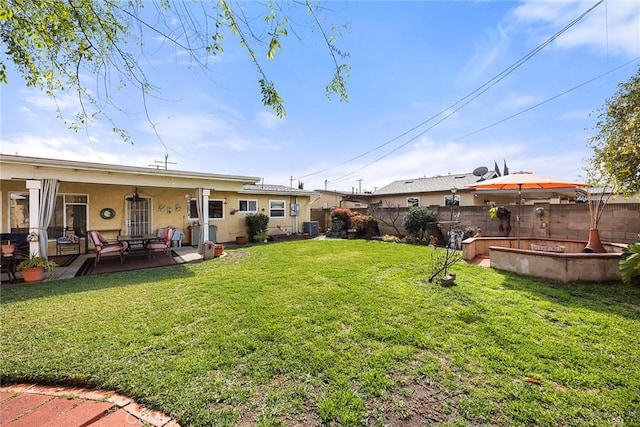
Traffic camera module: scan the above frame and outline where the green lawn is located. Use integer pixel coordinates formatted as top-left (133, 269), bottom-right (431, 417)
top-left (1, 240), bottom-right (639, 426)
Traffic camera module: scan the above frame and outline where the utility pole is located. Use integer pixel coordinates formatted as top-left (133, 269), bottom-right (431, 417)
top-left (324, 179), bottom-right (328, 191)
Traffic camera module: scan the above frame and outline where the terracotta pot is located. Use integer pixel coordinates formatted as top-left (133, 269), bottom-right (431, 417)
top-left (214, 244), bottom-right (224, 257)
top-left (584, 228), bottom-right (606, 253)
top-left (22, 267), bottom-right (45, 283)
top-left (235, 236), bottom-right (247, 245)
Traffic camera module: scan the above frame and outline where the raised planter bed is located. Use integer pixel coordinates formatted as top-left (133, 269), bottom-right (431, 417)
top-left (530, 244), bottom-right (566, 253)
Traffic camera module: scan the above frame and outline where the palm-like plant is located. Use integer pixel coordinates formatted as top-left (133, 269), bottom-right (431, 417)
top-left (620, 235), bottom-right (640, 284)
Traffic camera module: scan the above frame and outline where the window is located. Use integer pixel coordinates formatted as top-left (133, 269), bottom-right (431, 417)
top-left (407, 197), bottom-right (419, 207)
top-left (444, 195), bottom-right (460, 207)
top-left (11, 192), bottom-right (88, 238)
top-left (9, 193), bottom-right (29, 233)
top-left (189, 199), bottom-right (225, 219)
top-left (269, 200), bottom-right (286, 218)
top-left (238, 199), bottom-right (257, 213)
top-left (58, 194), bottom-right (88, 238)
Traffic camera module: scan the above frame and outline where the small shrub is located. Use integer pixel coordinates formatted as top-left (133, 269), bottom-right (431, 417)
top-left (350, 212), bottom-right (370, 238)
top-left (253, 231), bottom-right (268, 243)
top-left (330, 208), bottom-right (352, 226)
top-left (403, 206), bottom-right (437, 243)
top-left (330, 208), bottom-right (376, 238)
top-left (245, 213), bottom-right (269, 240)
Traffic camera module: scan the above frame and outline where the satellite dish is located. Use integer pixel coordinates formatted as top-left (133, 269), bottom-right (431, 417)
top-left (481, 171), bottom-right (497, 181)
top-left (473, 166), bottom-right (488, 177)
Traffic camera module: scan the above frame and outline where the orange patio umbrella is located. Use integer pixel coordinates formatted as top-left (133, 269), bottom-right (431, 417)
top-left (467, 172), bottom-right (587, 248)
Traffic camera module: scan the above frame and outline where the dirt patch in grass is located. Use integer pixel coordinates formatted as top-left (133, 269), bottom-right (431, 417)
top-left (368, 378), bottom-right (471, 426)
top-left (223, 250), bottom-right (250, 262)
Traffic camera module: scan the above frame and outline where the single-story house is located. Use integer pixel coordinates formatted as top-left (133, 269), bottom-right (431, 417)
top-left (369, 173), bottom-right (482, 207)
top-left (340, 172), bottom-right (595, 209)
top-left (0, 154), bottom-right (314, 257)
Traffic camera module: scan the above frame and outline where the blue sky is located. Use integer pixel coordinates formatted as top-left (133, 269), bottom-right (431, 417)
top-left (1, 0), bottom-right (639, 192)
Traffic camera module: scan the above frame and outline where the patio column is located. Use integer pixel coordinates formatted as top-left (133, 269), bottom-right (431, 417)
top-left (26, 180), bottom-right (41, 257)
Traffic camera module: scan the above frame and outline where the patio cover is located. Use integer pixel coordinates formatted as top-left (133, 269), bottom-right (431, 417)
top-left (467, 172), bottom-right (587, 248)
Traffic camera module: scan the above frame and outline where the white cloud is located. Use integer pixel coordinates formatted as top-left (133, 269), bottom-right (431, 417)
top-left (144, 111), bottom-right (284, 153)
top-left (500, 93), bottom-right (541, 109)
top-left (460, 24), bottom-right (511, 81)
top-left (23, 90), bottom-right (80, 113)
top-left (291, 137), bottom-right (526, 191)
top-left (254, 111), bottom-right (283, 130)
top-left (1, 134), bottom-right (119, 164)
top-left (513, 0), bottom-right (640, 58)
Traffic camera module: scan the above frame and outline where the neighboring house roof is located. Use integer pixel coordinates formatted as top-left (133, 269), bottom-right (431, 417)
top-left (242, 184), bottom-right (316, 196)
top-left (312, 189), bottom-right (354, 196)
top-left (374, 172), bottom-right (487, 195)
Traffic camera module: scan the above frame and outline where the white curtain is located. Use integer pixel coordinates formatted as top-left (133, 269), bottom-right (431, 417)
top-left (38, 179), bottom-right (59, 260)
top-left (197, 188), bottom-right (205, 254)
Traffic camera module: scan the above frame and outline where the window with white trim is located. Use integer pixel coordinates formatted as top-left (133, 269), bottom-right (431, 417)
top-left (10, 192), bottom-right (88, 238)
top-left (189, 199), bottom-right (225, 219)
top-left (407, 197), bottom-right (419, 207)
top-left (238, 199), bottom-right (257, 213)
top-left (9, 192), bottom-right (29, 233)
top-left (269, 200), bottom-right (286, 218)
top-left (444, 195), bottom-right (460, 207)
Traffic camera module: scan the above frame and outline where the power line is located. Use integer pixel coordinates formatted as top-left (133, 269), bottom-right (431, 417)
top-left (311, 0), bottom-right (604, 185)
top-left (456, 57), bottom-right (640, 141)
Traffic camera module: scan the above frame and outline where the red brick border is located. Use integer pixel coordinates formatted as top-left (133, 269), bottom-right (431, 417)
top-left (0, 384), bottom-right (180, 427)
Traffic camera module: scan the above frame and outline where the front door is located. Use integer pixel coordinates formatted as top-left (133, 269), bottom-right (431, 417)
top-left (126, 198), bottom-right (152, 235)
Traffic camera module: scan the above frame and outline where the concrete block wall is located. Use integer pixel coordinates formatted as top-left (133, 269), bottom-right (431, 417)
top-left (368, 203), bottom-right (639, 245)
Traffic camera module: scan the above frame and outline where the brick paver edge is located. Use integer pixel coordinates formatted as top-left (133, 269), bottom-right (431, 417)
top-left (0, 383), bottom-right (180, 427)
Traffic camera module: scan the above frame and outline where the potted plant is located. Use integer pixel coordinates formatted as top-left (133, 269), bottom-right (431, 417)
top-left (488, 205), bottom-right (512, 237)
top-left (17, 256), bottom-right (57, 283)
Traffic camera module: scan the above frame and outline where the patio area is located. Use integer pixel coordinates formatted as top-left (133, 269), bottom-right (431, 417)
top-left (1, 246), bottom-right (203, 284)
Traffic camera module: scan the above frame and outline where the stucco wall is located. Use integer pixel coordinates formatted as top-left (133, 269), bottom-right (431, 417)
top-left (2, 180), bottom-right (311, 250)
top-left (221, 194), bottom-right (311, 243)
top-left (489, 247), bottom-right (622, 283)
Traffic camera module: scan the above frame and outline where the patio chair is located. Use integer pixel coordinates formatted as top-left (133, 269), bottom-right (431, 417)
top-left (146, 227), bottom-right (175, 260)
top-left (89, 230), bottom-right (125, 267)
top-left (56, 227), bottom-right (80, 255)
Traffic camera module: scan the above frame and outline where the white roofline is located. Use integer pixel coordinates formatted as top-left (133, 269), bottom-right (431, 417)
top-left (0, 154), bottom-right (260, 184)
top-left (241, 188), bottom-right (316, 196)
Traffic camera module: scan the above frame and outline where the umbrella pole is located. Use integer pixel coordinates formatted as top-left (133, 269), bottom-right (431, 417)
top-left (517, 184), bottom-right (522, 249)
